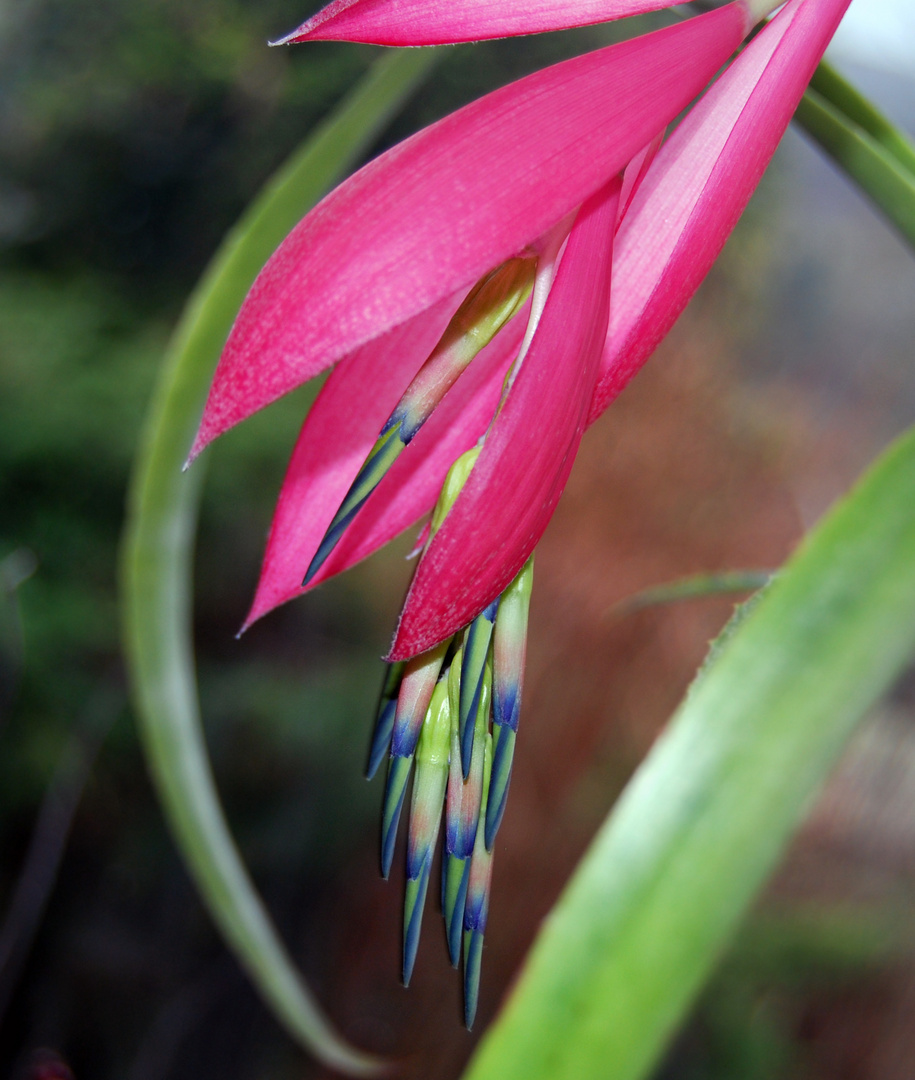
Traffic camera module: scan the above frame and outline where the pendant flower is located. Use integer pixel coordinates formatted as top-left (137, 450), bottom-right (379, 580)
top-left (190, 0), bottom-right (850, 1026)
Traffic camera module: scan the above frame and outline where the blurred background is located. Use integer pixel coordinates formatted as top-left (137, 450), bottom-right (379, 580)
top-left (0, 0), bottom-right (913, 1077)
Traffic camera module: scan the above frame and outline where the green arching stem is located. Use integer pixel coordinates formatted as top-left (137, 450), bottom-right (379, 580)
top-left (795, 88), bottom-right (915, 253)
top-left (120, 48), bottom-right (438, 1075)
top-left (808, 61), bottom-right (915, 179)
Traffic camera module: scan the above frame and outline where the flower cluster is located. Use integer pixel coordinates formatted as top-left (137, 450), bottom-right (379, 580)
top-left (190, 0), bottom-right (850, 1026)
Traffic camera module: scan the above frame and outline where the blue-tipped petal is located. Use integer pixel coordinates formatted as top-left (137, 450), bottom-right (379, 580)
top-left (381, 754), bottom-right (412, 879)
top-left (455, 663), bottom-right (490, 857)
top-left (303, 423), bottom-right (406, 585)
top-left (367, 659), bottom-right (405, 779)
top-left (462, 732), bottom-right (493, 1026)
top-left (444, 699), bottom-right (464, 859)
top-left (484, 558), bottom-right (532, 847)
top-left (484, 723), bottom-right (515, 850)
top-left (463, 927), bottom-right (485, 1029)
top-left (444, 854), bottom-right (471, 967)
top-left (459, 600), bottom-right (497, 777)
top-left (491, 557), bottom-right (532, 731)
top-left (367, 698), bottom-right (396, 781)
top-left (402, 675), bottom-right (450, 974)
top-left (403, 853), bottom-right (432, 987)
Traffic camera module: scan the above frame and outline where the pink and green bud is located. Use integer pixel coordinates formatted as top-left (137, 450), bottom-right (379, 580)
top-left (463, 732), bottom-right (494, 1029)
top-left (302, 258), bottom-right (534, 585)
top-left (457, 662), bottom-right (490, 858)
top-left (366, 660), bottom-right (405, 780)
top-left (394, 256), bottom-right (535, 441)
top-left (381, 640), bottom-right (450, 877)
top-left (444, 649), bottom-right (465, 856)
top-left (403, 674), bottom-right (451, 985)
top-left (443, 670), bottom-right (469, 966)
top-left (390, 638), bottom-right (450, 758)
top-left (485, 556), bottom-right (533, 848)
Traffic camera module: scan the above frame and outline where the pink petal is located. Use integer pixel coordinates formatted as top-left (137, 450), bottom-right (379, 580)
top-left (243, 292), bottom-right (461, 629)
top-left (389, 177), bottom-right (622, 660)
top-left (588, 0), bottom-right (852, 422)
top-left (618, 130), bottom-right (665, 221)
top-left (191, 3), bottom-right (752, 461)
top-left (276, 0), bottom-right (695, 47)
top-left (243, 296), bottom-right (525, 628)
top-left (317, 313), bottom-right (527, 583)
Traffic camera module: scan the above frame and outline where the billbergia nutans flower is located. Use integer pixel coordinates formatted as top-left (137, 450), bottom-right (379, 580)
top-left (188, 0), bottom-right (851, 1027)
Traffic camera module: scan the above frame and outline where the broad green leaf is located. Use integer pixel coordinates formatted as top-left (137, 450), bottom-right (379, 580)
top-left (462, 422), bottom-right (915, 1080)
top-left (120, 48), bottom-right (438, 1075)
top-left (795, 87), bottom-right (915, 252)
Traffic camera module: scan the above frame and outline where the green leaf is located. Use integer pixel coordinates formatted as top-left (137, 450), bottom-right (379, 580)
top-left (795, 85), bottom-right (915, 252)
top-left (119, 48), bottom-right (438, 1075)
top-left (461, 422), bottom-right (915, 1080)
top-left (809, 61), bottom-right (915, 179)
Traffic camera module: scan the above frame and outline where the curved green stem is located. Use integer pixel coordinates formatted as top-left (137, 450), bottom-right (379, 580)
top-left (120, 48), bottom-right (438, 1075)
top-left (796, 68), bottom-right (915, 252)
top-left (809, 61), bottom-right (915, 178)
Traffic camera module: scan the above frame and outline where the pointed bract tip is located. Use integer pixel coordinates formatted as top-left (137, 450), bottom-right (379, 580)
top-left (367, 699), bottom-right (397, 780)
top-left (381, 755), bottom-right (412, 878)
top-left (485, 724), bottom-right (515, 850)
top-left (443, 855), bottom-right (471, 967)
top-left (403, 857), bottom-right (432, 986)
top-left (463, 928), bottom-right (484, 1029)
top-left (459, 611), bottom-right (495, 777)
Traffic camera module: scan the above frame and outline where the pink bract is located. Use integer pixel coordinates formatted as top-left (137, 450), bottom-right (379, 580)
top-left (189, 3), bottom-right (751, 461)
top-left (590, 0), bottom-right (852, 420)
top-left (197, 0), bottom-right (851, 652)
top-left (274, 0), bottom-right (698, 47)
top-left (391, 177), bottom-right (621, 658)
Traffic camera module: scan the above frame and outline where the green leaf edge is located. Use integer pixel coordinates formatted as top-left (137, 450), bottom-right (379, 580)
top-left (796, 73), bottom-right (915, 252)
top-left (809, 61), bottom-right (915, 179)
top-left (462, 422), bottom-right (915, 1080)
top-left (119, 48), bottom-right (438, 1076)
